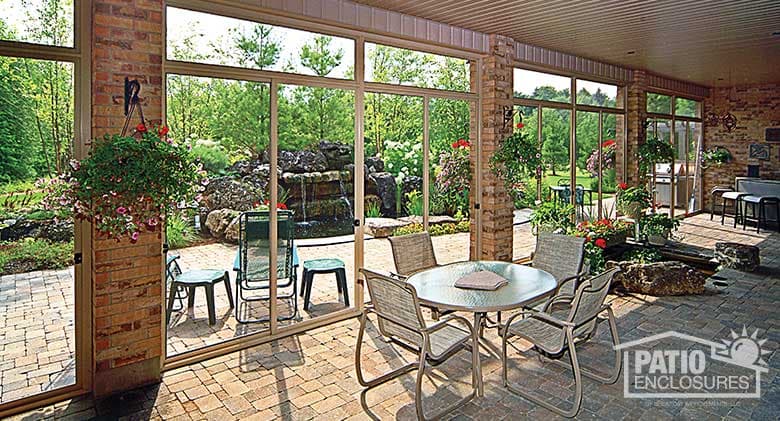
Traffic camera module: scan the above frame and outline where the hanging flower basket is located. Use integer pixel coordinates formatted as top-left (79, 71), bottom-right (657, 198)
top-left (490, 121), bottom-right (542, 192)
top-left (48, 124), bottom-right (205, 243)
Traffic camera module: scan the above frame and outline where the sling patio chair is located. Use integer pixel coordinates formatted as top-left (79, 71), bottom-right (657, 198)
top-left (528, 232), bottom-right (587, 308)
top-left (356, 268), bottom-right (477, 420)
top-left (165, 254), bottom-right (187, 312)
top-left (235, 210), bottom-right (298, 323)
top-left (387, 232), bottom-right (452, 320)
top-left (500, 267), bottom-right (622, 418)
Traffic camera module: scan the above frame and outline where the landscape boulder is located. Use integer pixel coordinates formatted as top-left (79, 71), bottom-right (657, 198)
top-left (205, 209), bottom-right (241, 242)
top-left (365, 156), bottom-right (384, 174)
top-left (278, 150), bottom-right (327, 173)
top-left (319, 140), bottom-right (352, 170)
top-left (714, 242), bottom-right (760, 272)
top-left (368, 172), bottom-right (397, 218)
top-left (607, 260), bottom-right (707, 296)
top-left (201, 177), bottom-right (258, 212)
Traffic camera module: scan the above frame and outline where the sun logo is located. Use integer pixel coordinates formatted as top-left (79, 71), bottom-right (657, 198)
top-left (716, 326), bottom-right (771, 368)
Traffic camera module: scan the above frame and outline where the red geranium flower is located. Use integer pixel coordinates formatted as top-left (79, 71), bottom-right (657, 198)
top-left (159, 126), bottom-right (169, 136)
top-left (136, 123), bottom-right (147, 133)
top-left (618, 182), bottom-right (629, 190)
top-left (278, 203), bottom-right (288, 210)
top-left (602, 139), bottom-right (616, 148)
top-left (516, 122), bottom-right (525, 129)
top-left (594, 238), bottom-right (607, 249)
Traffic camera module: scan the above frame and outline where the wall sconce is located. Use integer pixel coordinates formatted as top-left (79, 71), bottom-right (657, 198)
top-left (704, 110), bottom-right (738, 132)
top-left (502, 105), bottom-right (520, 129)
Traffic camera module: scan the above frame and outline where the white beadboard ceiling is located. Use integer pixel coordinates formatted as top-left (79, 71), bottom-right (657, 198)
top-left (352, 0), bottom-right (780, 87)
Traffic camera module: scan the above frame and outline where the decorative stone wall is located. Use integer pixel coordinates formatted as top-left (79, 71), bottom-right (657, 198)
top-left (473, 35), bottom-right (515, 261)
top-left (91, 0), bottom-right (164, 397)
top-left (702, 84), bottom-right (780, 211)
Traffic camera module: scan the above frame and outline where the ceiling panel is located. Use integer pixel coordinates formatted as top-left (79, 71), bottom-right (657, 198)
top-left (353, 0), bottom-right (780, 87)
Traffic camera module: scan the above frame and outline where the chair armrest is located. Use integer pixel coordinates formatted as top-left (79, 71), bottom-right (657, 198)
top-left (531, 311), bottom-right (575, 328)
top-left (423, 314), bottom-right (475, 336)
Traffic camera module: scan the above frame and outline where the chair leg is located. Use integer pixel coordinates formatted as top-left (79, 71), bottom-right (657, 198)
top-left (187, 286), bottom-right (196, 308)
top-left (205, 285), bottom-right (216, 326)
top-left (223, 272), bottom-right (234, 308)
top-left (166, 282), bottom-right (179, 325)
top-left (758, 202), bottom-right (765, 234)
top-left (300, 269), bottom-right (308, 297)
top-left (337, 269), bottom-right (349, 307)
top-left (504, 327), bottom-right (583, 418)
top-left (303, 271), bottom-right (314, 311)
top-left (721, 197), bottom-right (727, 225)
top-left (354, 311), bottom-right (415, 388)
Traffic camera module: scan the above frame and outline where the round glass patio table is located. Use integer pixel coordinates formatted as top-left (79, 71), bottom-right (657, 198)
top-left (407, 260), bottom-right (556, 397)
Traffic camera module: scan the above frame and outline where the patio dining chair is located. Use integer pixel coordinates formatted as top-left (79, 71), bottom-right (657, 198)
top-left (356, 268), bottom-right (476, 420)
top-left (165, 254), bottom-right (188, 312)
top-left (530, 232), bottom-right (587, 304)
top-left (500, 267), bottom-right (622, 418)
top-left (235, 210), bottom-right (298, 323)
top-left (388, 232), bottom-right (451, 319)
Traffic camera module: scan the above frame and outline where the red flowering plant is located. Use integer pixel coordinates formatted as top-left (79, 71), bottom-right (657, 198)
top-left (585, 139), bottom-right (617, 177)
top-left (434, 138), bottom-right (471, 217)
top-left (569, 217), bottom-right (634, 273)
top-left (45, 124), bottom-right (205, 243)
top-left (490, 119), bottom-right (542, 192)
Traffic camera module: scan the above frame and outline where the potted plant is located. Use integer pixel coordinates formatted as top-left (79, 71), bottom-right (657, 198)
top-left (640, 213), bottom-right (680, 246)
top-left (637, 133), bottom-right (675, 176)
top-left (529, 202), bottom-right (575, 235)
top-left (490, 121), bottom-right (543, 193)
top-left (616, 183), bottom-right (651, 220)
top-left (48, 124), bottom-right (204, 243)
top-left (702, 146), bottom-right (732, 168)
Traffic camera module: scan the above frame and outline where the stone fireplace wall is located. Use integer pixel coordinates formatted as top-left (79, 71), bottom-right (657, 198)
top-left (702, 84), bottom-right (780, 211)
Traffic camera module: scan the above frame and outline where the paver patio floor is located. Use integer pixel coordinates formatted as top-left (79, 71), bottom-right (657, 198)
top-left (5, 214), bottom-right (780, 419)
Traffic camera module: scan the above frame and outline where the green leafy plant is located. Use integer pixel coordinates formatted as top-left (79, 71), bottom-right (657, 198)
top-left (583, 240), bottom-right (606, 274)
top-left (702, 146), bottom-right (732, 168)
top-left (433, 139), bottom-right (471, 216)
top-left (616, 183), bottom-right (651, 218)
top-left (166, 212), bottom-right (198, 250)
top-left (529, 202), bottom-right (575, 233)
top-left (637, 133), bottom-right (675, 176)
top-left (490, 121), bottom-right (542, 192)
top-left (365, 201), bottom-right (382, 218)
top-left (640, 213), bottom-right (680, 237)
top-left (49, 124), bottom-right (204, 243)
top-left (621, 247), bottom-right (662, 264)
top-left (0, 238), bottom-right (73, 274)
top-left (405, 190), bottom-right (423, 217)
top-left (191, 141), bottom-right (230, 175)
top-left (392, 221), bottom-right (469, 237)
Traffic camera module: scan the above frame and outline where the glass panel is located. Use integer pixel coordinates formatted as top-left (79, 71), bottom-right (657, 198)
top-left (675, 97), bottom-right (700, 118)
top-left (167, 7), bottom-right (355, 79)
top-left (541, 108), bottom-right (572, 204)
top-left (165, 75), bottom-right (272, 356)
top-left (279, 83), bottom-right (356, 323)
top-left (688, 122), bottom-right (703, 212)
top-left (647, 92), bottom-right (672, 114)
top-left (513, 68), bottom-right (571, 103)
top-left (576, 79), bottom-right (621, 108)
top-left (363, 92), bottom-right (423, 270)
top-left (364, 43), bottom-right (470, 92)
top-left (673, 121), bottom-right (689, 215)
top-left (428, 98), bottom-right (471, 265)
top-left (512, 106), bottom-right (537, 261)
top-left (0, 0), bottom-right (74, 47)
top-left (601, 114), bottom-right (619, 219)
top-left (575, 111), bottom-right (599, 222)
top-left (1, 58), bottom-right (75, 403)
top-left (646, 119), bottom-right (673, 216)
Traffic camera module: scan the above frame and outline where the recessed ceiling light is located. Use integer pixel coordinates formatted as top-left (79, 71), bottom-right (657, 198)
top-left (627, 51), bottom-right (636, 55)
top-left (718, 78), bottom-right (725, 81)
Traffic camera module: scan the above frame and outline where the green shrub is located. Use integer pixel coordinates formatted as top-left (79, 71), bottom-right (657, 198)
top-left (166, 212), bottom-right (198, 250)
top-left (392, 221), bottom-right (469, 237)
top-left (365, 201), bottom-right (382, 218)
top-left (529, 202), bottom-right (575, 233)
top-left (622, 247), bottom-right (662, 264)
top-left (405, 190), bottom-right (423, 216)
top-left (0, 238), bottom-right (73, 274)
top-left (192, 142), bottom-right (230, 175)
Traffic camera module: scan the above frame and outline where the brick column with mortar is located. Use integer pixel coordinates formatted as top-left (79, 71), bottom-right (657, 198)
top-left (471, 35), bottom-right (515, 261)
top-left (621, 70), bottom-right (648, 186)
top-left (91, 0), bottom-right (164, 397)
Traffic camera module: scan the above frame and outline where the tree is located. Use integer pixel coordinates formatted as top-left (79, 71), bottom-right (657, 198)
top-left (0, 55), bottom-right (38, 183)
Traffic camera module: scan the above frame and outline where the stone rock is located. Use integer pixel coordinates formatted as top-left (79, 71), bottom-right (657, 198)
top-left (714, 242), bottom-right (760, 272)
top-left (319, 140), bottom-right (352, 170)
top-left (205, 209), bottom-right (241, 241)
top-left (368, 172), bottom-right (397, 218)
top-left (224, 216), bottom-right (241, 244)
top-left (365, 156), bottom-right (384, 174)
top-left (607, 260), bottom-right (707, 296)
top-left (39, 219), bottom-right (74, 243)
top-left (278, 150), bottom-right (327, 173)
top-left (365, 217), bottom-right (411, 238)
top-left (201, 177), bottom-right (258, 212)
top-left (0, 217), bottom-right (73, 243)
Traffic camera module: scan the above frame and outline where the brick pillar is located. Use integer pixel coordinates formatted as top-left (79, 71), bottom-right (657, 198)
top-left (472, 35), bottom-right (514, 261)
top-left (622, 70), bottom-right (647, 186)
top-left (91, 0), bottom-right (164, 397)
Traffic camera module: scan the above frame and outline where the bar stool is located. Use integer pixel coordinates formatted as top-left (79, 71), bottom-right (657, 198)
top-left (720, 191), bottom-right (749, 227)
top-left (741, 195), bottom-right (780, 234)
top-left (710, 186), bottom-right (733, 221)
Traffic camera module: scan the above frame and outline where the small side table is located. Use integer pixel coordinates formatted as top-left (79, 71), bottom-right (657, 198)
top-left (166, 270), bottom-right (234, 325)
top-left (301, 258), bottom-right (349, 311)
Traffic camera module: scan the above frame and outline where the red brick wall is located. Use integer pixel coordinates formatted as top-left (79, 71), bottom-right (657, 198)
top-left (702, 84), bottom-right (780, 211)
top-left (91, 0), bottom-right (164, 397)
top-left (474, 35), bottom-right (515, 261)
top-left (621, 70), bottom-right (647, 186)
